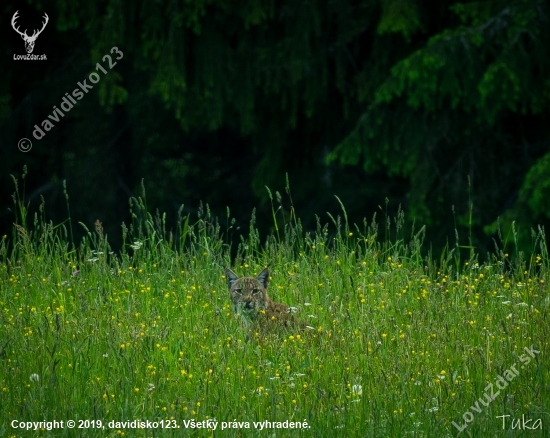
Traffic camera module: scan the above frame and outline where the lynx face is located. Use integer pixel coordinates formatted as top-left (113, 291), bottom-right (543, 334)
top-left (225, 267), bottom-right (296, 329)
top-left (225, 267), bottom-right (271, 320)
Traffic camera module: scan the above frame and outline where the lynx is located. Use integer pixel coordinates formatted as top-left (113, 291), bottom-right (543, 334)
top-left (225, 267), bottom-right (295, 327)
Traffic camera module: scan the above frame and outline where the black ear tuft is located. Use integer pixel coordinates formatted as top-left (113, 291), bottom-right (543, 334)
top-left (256, 267), bottom-right (269, 289)
top-left (225, 268), bottom-right (239, 289)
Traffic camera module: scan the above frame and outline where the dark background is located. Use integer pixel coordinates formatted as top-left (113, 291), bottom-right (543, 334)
top-left (1, 0), bottom-right (549, 256)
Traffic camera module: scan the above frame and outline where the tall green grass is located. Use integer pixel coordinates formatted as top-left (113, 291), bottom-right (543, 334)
top-left (1, 175), bottom-right (549, 437)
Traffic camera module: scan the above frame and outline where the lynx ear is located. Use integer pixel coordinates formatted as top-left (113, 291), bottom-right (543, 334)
top-left (225, 268), bottom-right (239, 290)
top-left (256, 267), bottom-right (269, 289)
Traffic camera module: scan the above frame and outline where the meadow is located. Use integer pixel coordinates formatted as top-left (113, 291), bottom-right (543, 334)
top-left (1, 178), bottom-right (549, 437)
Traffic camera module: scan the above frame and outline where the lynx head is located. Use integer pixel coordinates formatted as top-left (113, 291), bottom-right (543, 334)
top-left (225, 267), bottom-right (270, 319)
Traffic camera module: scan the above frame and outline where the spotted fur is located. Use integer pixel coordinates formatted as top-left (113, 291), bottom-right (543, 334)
top-left (225, 267), bottom-right (293, 326)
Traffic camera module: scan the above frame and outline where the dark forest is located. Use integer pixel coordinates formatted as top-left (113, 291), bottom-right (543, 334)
top-left (2, 0), bottom-right (549, 256)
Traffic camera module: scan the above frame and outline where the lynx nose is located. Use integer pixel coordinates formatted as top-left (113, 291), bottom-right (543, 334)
top-left (244, 300), bottom-right (254, 309)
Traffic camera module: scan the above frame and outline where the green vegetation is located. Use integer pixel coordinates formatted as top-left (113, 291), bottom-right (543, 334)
top-left (1, 178), bottom-right (549, 437)
top-left (4, 0), bottom-right (550, 256)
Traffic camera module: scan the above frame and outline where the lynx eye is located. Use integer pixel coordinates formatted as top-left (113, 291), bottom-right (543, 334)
top-left (233, 288), bottom-right (242, 295)
top-left (252, 288), bottom-right (261, 295)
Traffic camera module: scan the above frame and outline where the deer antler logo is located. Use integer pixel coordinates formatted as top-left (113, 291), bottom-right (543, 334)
top-left (11, 11), bottom-right (49, 54)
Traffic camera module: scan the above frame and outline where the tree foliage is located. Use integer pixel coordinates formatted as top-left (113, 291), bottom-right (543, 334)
top-left (1, 0), bottom-right (549, 254)
top-left (328, 0), bottom-right (550, 247)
